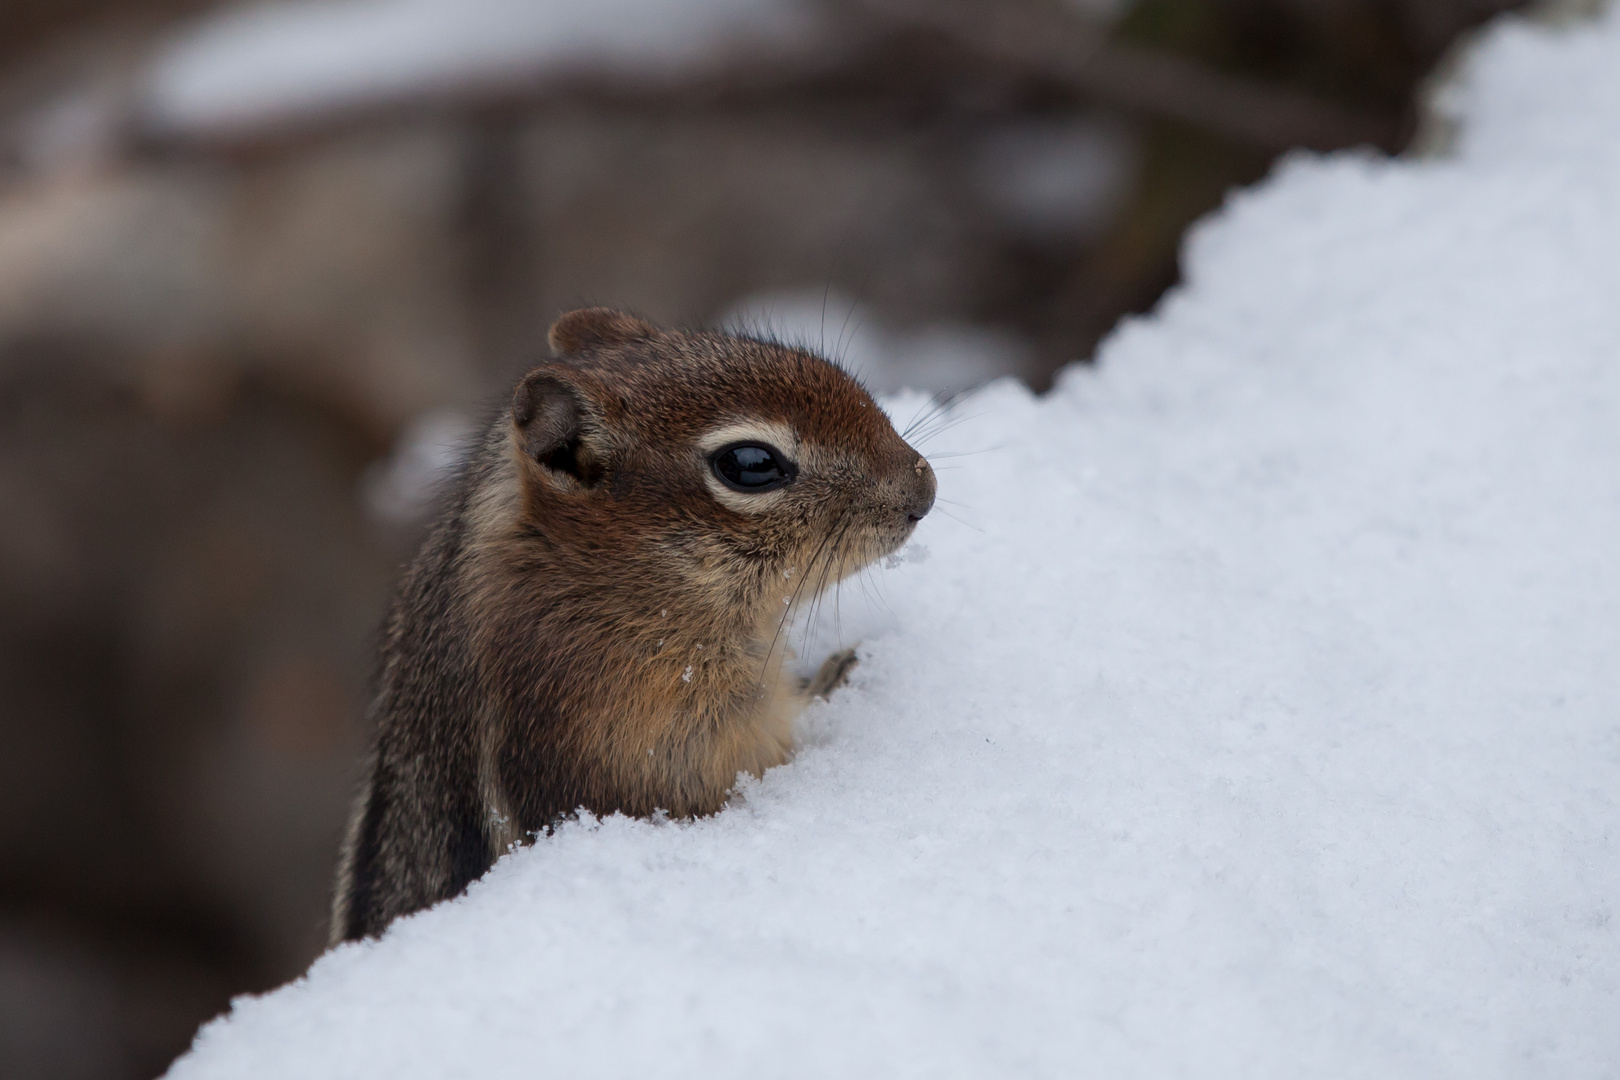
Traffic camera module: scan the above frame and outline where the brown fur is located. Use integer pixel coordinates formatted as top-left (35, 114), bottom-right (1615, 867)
top-left (331, 309), bottom-right (935, 943)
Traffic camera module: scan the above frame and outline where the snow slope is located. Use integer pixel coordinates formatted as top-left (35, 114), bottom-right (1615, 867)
top-left (168, 8), bottom-right (1620, 1078)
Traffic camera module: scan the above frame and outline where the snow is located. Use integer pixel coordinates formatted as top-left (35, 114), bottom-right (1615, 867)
top-left (168, 7), bottom-right (1620, 1078)
top-left (360, 409), bottom-right (476, 526)
top-left (138, 0), bottom-right (818, 136)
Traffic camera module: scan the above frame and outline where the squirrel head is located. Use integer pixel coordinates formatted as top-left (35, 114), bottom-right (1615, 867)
top-left (506, 307), bottom-right (935, 618)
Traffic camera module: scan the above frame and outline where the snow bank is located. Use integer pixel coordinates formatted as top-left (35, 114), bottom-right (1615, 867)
top-left (168, 8), bottom-right (1620, 1078)
top-left (138, 0), bottom-right (817, 136)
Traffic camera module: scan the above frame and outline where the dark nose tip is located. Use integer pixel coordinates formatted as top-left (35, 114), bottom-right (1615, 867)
top-left (906, 456), bottom-right (936, 523)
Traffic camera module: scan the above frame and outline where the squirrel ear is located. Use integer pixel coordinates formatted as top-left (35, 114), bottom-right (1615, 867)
top-left (548, 308), bottom-right (657, 356)
top-left (512, 371), bottom-right (603, 487)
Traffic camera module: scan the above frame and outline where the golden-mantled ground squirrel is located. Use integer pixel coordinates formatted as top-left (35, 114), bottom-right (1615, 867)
top-left (330, 309), bottom-right (936, 943)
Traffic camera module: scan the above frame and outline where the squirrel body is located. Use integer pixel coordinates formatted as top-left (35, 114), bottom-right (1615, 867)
top-left (331, 309), bottom-right (935, 943)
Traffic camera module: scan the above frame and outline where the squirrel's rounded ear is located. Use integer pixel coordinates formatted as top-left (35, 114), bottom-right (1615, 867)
top-left (512, 370), bottom-right (604, 487)
top-left (548, 308), bottom-right (657, 356)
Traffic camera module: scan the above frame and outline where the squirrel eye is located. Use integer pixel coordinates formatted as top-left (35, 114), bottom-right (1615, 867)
top-left (711, 443), bottom-right (796, 493)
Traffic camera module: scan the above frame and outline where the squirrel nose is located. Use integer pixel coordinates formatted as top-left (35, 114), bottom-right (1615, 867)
top-left (905, 456), bottom-right (936, 523)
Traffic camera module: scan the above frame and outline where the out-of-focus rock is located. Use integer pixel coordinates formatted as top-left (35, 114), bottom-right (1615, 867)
top-left (969, 116), bottom-right (1136, 243)
top-left (0, 359), bottom-right (395, 1075)
top-left (473, 110), bottom-right (1014, 372)
top-left (0, 104), bottom-right (1027, 422)
top-left (0, 126), bottom-right (485, 436)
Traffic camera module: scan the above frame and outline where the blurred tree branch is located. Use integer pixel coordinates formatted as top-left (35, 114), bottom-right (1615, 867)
top-left (852, 0), bottom-right (1400, 150)
top-left (124, 0), bottom-right (1401, 158)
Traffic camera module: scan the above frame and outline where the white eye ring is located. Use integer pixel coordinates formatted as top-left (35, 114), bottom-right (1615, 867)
top-left (697, 420), bottom-right (801, 514)
top-left (696, 420), bottom-right (800, 459)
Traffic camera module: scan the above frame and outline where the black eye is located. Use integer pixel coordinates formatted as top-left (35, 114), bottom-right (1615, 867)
top-left (711, 442), bottom-right (796, 493)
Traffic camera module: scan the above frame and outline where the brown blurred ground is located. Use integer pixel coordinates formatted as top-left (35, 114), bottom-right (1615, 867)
top-left (0, 0), bottom-right (1521, 1076)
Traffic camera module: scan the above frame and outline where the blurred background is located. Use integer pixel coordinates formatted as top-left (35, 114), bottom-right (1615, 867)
top-left (0, 0), bottom-right (1522, 1075)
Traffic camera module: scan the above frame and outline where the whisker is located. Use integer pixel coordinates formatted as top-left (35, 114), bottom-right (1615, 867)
top-left (908, 412), bottom-right (982, 448)
top-left (780, 509), bottom-right (853, 682)
top-left (819, 280), bottom-right (832, 359)
top-left (831, 578), bottom-right (844, 648)
top-left (900, 388), bottom-right (973, 441)
top-left (918, 447), bottom-right (997, 460)
top-left (930, 507), bottom-right (983, 531)
top-left (861, 563), bottom-right (897, 621)
top-left (802, 516), bottom-right (854, 656)
top-left (802, 532), bottom-right (837, 646)
top-left (761, 523), bottom-right (839, 682)
top-left (901, 402), bottom-right (948, 442)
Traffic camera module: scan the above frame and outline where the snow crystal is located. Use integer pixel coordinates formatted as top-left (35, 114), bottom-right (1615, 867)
top-left (168, 7), bottom-right (1620, 1078)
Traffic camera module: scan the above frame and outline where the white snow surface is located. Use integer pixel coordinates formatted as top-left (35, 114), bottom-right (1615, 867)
top-left (170, 10), bottom-right (1620, 1079)
top-left (139, 0), bottom-right (816, 135)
